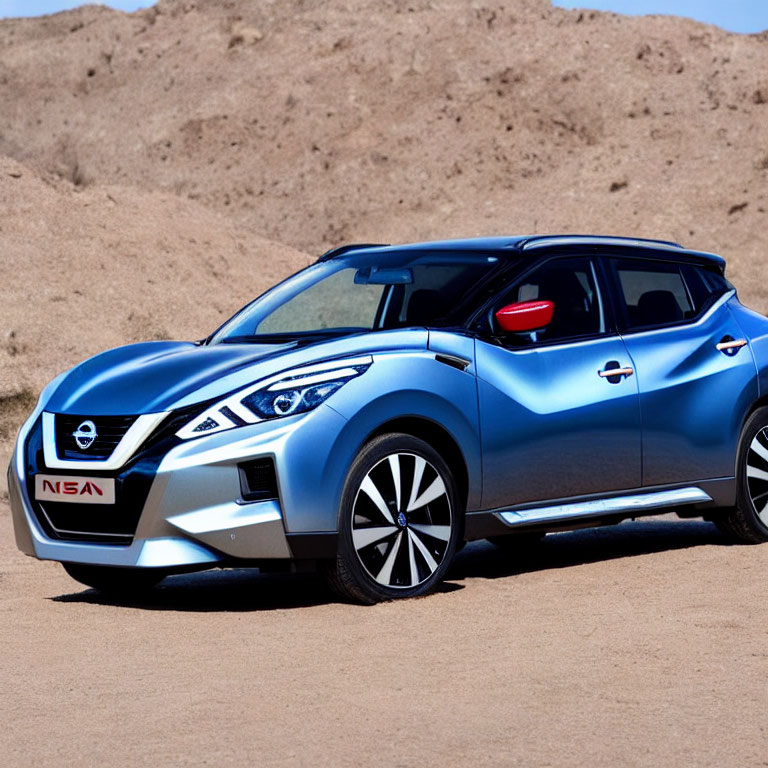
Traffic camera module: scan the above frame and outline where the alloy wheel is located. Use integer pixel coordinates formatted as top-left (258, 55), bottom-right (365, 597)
top-left (351, 452), bottom-right (453, 589)
top-left (746, 427), bottom-right (768, 525)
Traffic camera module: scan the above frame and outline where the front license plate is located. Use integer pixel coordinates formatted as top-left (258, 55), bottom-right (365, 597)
top-left (35, 474), bottom-right (116, 505)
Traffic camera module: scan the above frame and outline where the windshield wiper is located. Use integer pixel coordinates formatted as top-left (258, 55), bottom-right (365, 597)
top-left (218, 328), bottom-right (368, 344)
top-left (217, 335), bottom-right (299, 345)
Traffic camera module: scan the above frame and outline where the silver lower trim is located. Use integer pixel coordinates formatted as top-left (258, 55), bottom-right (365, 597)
top-left (167, 499), bottom-right (291, 559)
top-left (499, 487), bottom-right (712, 527)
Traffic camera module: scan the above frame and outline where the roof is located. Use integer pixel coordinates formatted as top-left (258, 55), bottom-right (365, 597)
top-left (319, 235), bottom-right (726, 271)
top-left (318, 236), bottom-right (525, 260)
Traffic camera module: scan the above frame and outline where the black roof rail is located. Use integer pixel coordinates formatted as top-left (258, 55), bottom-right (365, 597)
top-left (317, 243), bottom-right (389, 261)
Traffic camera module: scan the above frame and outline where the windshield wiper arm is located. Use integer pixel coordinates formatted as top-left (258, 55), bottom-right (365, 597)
top-left (218, 328), bottom-right (367, 344)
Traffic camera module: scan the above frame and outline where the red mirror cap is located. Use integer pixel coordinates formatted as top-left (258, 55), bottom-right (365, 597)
top-left (495, 300), bottom-right (554, 333)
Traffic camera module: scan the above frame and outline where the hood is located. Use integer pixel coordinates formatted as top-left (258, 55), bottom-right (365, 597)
top-left (45, 340), bottom-right (295, 415)
top-left (44, 330), bottom-right (429, 416)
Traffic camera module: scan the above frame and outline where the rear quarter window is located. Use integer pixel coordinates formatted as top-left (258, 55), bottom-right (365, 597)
top-left (610, 258), bottom-right (730, 332)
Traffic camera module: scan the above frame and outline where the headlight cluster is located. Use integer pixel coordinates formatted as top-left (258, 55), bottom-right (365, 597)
top-left (243, 379), bottom-right (346, 419)
top-left (176, 357), bottom-right (371, 440)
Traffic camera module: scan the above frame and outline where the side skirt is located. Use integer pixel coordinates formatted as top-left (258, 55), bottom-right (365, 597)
top-left (465, 478), bottom-right (735, 541)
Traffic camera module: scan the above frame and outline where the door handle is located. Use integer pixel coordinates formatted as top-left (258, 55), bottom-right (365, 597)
top-left (716, 337), bottom-right (747, 355)
top-left (598, 361), bottom-right (634, 382)
top-left (598, 367), bottom-right (634, 378)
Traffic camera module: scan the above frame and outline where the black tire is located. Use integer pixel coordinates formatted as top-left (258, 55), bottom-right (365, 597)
top-left (326, 433), bottom-right (462, 604)
top-left (62, 562), bottom-right (167, 593)
top-left (717, 407), bottom-right (768, 543)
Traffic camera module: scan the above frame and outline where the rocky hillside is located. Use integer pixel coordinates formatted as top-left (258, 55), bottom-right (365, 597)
top-left (0, 0), bottom-right (765, 283)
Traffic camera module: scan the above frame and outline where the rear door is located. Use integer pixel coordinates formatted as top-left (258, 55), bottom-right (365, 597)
top-left (475, 253), bottom-right (642, 510)
top-left (606, 255), bottom-right (757, 485)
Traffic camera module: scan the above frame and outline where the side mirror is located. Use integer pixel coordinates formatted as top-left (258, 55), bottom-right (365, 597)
top-left (495, 300), bottom-right (554, 333)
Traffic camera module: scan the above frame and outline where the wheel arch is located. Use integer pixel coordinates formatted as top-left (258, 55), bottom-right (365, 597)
top-left (363, 416), bottom-right (470, 514)
top-left (739, 397), bottom-right (768, 457)
top-left (743, 395), bottom-right (768, 422)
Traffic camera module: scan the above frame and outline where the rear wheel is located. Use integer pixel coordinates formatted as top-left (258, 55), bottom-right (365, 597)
top-left (62, 563), bottom-right (167, 593)
top-left (326, 433), bottom-right (462, 604)
top-left (717, 407), bottom-right (768, 543)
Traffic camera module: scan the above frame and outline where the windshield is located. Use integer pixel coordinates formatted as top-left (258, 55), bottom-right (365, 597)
top-left (210, 250), bottom-right (509, 343)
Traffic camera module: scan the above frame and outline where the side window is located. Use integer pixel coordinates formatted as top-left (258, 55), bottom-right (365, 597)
top-left (611, 258), bottom-right (730, 332)
top-left (682, 265), bottom-right (731, 315)
top-left (494, 257), bottom-right (605, 345)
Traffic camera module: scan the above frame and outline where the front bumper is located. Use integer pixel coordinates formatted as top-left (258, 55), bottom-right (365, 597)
top-left (8, 403), bottom-right (349, 569)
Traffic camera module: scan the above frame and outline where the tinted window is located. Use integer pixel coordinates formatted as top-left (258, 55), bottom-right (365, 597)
top-left (685, 265), bottom-right (731, 313)
top-left (396, 262), bottom-right (499, 326)
top-left (494, 257), bottom-right (605, 344)
top-left (257, 269), bottom-right (385, 333)
top-left (611, 258), bottom-right (730, 332)
top-left (212, 251), bottom-right (507, 343)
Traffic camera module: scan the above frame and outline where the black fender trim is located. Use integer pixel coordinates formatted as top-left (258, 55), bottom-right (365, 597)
top-left (286, 532), bottom-right (338, 559)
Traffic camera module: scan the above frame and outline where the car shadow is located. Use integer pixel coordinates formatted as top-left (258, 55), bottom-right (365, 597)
top-left (50, 518), bottom-right (728, 613)
top-left (448, 517), bottom-right (727, 582)
top-left (51, 568), bottom-right (339, 612)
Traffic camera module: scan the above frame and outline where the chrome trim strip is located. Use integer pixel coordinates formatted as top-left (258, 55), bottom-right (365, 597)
top-left (499, 487), bottom-right (712, 526)
top-left (42, 411), bottom-right (170, 471)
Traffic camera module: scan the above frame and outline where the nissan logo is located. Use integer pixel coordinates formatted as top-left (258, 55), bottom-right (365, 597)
top-left (73, 420), bottom-right (98, 450)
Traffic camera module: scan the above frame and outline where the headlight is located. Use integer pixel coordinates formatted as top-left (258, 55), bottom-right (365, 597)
top-left (176, 356), bottom-right (371, 440)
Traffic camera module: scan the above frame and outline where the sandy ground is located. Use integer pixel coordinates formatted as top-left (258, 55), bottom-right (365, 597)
top-left (2, 501), bottom-right (767, 767)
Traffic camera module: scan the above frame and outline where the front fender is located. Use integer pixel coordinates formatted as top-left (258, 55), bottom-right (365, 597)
top-left (318, 351), bottom-right (482, 523)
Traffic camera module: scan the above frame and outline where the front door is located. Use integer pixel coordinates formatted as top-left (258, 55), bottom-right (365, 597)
top-left (475, 255), bottom-right (642, 511)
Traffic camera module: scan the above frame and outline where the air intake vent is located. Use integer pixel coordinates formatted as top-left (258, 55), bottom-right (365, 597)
top-left (238, 458), bottom-right (279, 502)
top-left (34, 502), bottom-right (140, 545)
top-left (55, 414), bottom-right (137, 460)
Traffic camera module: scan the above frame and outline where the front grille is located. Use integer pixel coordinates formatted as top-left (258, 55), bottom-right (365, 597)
top-left (238, 458), bottom-right (279, 502)
top-left (25, 414), bottom-right (170, 545)
top-left (36, 502), bottom-right (139, 545)
top-left (55, 414), bottom-right (137, 460)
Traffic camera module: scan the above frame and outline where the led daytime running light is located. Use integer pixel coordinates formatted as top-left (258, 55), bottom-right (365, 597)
top-left (177, 357), bottom-right (371, 440)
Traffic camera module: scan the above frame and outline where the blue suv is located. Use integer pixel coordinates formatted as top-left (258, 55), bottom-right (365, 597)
top-left (8, 235), bottom-right (768, 602)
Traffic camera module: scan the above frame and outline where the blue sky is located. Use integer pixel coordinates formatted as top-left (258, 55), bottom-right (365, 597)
top-left (553, 0), bottom-right (768, 33)
top-left (1, 0), bottom-right (767, 33)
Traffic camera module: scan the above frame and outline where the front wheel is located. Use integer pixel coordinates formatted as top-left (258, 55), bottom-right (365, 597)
top-left (326, 433), bottom-right (462, 604)
top-left (717, 407), bottom-right (768, 543)
top-left (62, 563), bottom-right (168, 593)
